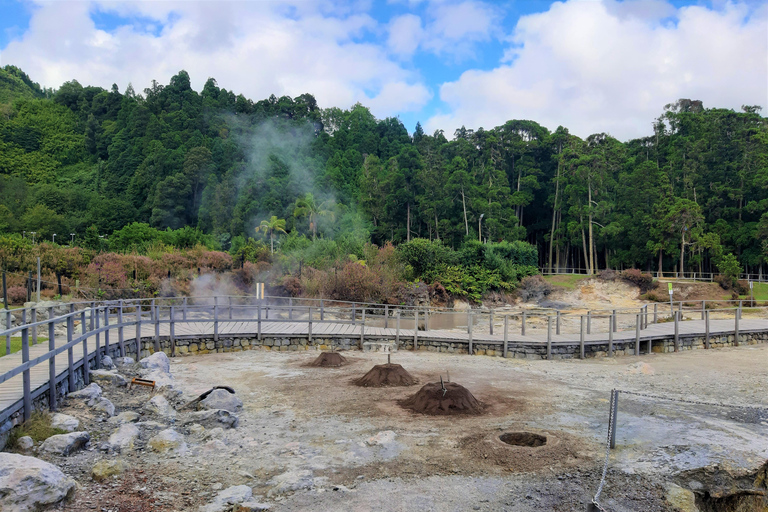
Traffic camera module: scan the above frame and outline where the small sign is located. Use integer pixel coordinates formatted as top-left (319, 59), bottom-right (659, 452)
top-left (668, 283), bottom-right (673, 295)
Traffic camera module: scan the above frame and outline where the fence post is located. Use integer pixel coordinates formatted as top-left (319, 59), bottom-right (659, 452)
top-left (674, 310), bottom-right (679, 352)
top-left (288, 298), bottom-right (293, 321)
top-left (308, 307), bottom-right (313, 343)
top-left (701, 300), bottom-right (706, 320)
top-left (104, 306), bottom-right (110, 359)
top-left (587, 310), bottom-right (592, 334)
top-left (705, 310), bottom-right (710, 349)
top-left (170, 306), bottom-right (175, 357)
top-left (635, 314), bottom-right (640, 356)
top-left (229, 296), bottom-right (233, 320)
top-left (612, 309), bottom-right (617, 332)
top-left (94, 305), bottom-right (101, 370)
top-left (609, 390), bottom-right (619, 449)
top-left (67, 309), bottom-right (75, 391)
top-left (257, 304), bottom-right (262, 341)
top-left (118, 301), bottom-right (125, 357)
top-left (352, 303), bottom-right (356, 326)
top-left (547, 316), bottom-right (552, 360)
top-left (608, 316), bottom-right (614, 357)
top-left (320, 299), bottom-right (324, 321)
top-left (738, 300), bottom-right (742, 320)
top-left (384, 304), bottom-right (389, 329)
top-left (425, 307), bottom-right (430, 331)
top-left (468, 312), bottom-right (473, 355)
top-left (653, 303), bottom-right (658, 324)
top-left (31, 308), bottom-right (37, 345)
top-left (503, 315), bottom-right (509, 358)
top-left (413, 309), bottom-right (418, 350)
top-left (135, 303), bottom-right (142, 359)
top-left (183, 297), bottom-right (188, 321)
top-left (556, 310), bottom-right (561, 335)
top-left (396, 310), bottom-right (400, 347)
top-left (153, 303), bottom-right (160, 352)
top-left (81, 309), bottom-right (89, 386)
top-left (489, 309), bottom-right (494, 336)
top-left (734, 308), bottom-right (740, 347)
top-left (22, 324), bottom-right (31, 421)
top-left (360, 308), bottom-right (365, 349)
top-left (580, 316), bottom-right (585, 359)
top-left (48, 306), bottom-right (56, 411)
top-left (5, 310), bottom-right (11, 356)
top-left (214, 304), bottom-right (219, 343)
top-left (521, 311), bottom-right (526, 336)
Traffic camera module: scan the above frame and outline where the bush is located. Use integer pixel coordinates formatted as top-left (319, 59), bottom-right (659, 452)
top-left (716, 253), bottom-right (741, 290)
top-left (7, 285), bottom-right (27, 304)
top-left (620, 269), bottom-right (654, 292)
top-left (397, 238), bottom-right (454, 279)
top-left (598, 269), bottom-right (619, 281)
top-left (517, 275), bottom-right (553, 302)
top-left (641, 290), bottom-right (666, 302)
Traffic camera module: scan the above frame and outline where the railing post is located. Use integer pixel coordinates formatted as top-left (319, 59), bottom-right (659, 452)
top-left (738, 300), bottom-right (742, 320)
top-left (135, 303), bottom-right (142, 359)
top-left (413, 309), bottom-right (418, 350)
top-left (22, 323), bottom-right (31, 421)
top-left (104, 306), bottom-right (110, 359)
top-left (183, 297), bottom-right (187, 321)
top-left (308, 307), bottom-right (313, 342)
top-left (609, 390), bottom-right (619, 449)
top-left (547, 316), bottom-right (552, 360)
top-left (608, 316), bottom-right (614, 357)
top-left (67, 308), bottom-right (75, 391)
top-left (5, 310), bottom-right (11, 356)
top-left (352, 303), bottom-right (356, 326)
top-left (635, 314), bottom-right (640, 356)
top-left (170, 305), bottom-right (175, 357)
top-left (521, 311), bottom-right (526, 336)
top-left (653, 303), bottom-right (658, 324)
top-left (288, 298), bottom-right (293, 321)
top-left (587, 310), bottom-right (592, 334)
top-left (31, 308), bottom-right (37, 345)
top-left (705, 310), bottom-right (710, 349)
top-left (580, 316), bottom-right (585, 359)
top-left (320, 299), bottom-right (324, 321)
top-left (81, 309), bottom-right (89, 386)
top-left (556, 310), bottom-right (561, 335)
top-left (395, 310), bottom-right (401, 346)
top-left (360, 308), bottom-right (365, 349)
top-left (503, 315), bottom-right (509, 358)
top-left (674, 310), bottom-right (679, 352)
top-left (489, 309), bottom-right (494, 336)
top-left (94, 305), bottom-right (101, 369)
top-left (153, 303), bottom-right (160, 352)
top-left (425, 307), bottom-right (430, 331)
top-left (48, 306), bottom-right (56, 411)
top-left (384, 304), bottom-right (389, 329)
top-left (229, 296), bottom-right (233, 320)
top-left (468, 311), bottom-right (473, 355)
top-left (214, 304), bottom-right (219, 342)
top-left (257, 304), bottom-right (262, 341)
top-left (118, 301), bottom-right (125, 357)
top-left (612, 309), bottom-right (617, 332)
top-left (701, 300), bottom-right (705, 320)
top-left (734, 308), bottom-right (740, 347)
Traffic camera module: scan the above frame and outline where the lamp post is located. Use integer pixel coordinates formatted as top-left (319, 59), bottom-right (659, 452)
top-left (31, 232), bottom-right (36, 244)
top-left (70, 233), bottom-right (75, 245)
top-left (52, 233), bottom-right (56, 244)
top-left (478, 214), bottom-right (484, 242)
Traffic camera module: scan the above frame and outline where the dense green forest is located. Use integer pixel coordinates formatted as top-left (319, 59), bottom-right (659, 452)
top-left (1, 64), bottom-right (767, 280)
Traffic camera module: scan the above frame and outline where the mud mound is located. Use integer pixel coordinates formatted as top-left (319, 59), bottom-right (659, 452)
top-left (354, 364), bottom-right (417, 387)
top-left (309, 352), bottom-right (347, 367)
top-left (459, 431), bottom-right (586, 473)
top-left (399, 381), bottom-right (483, 415)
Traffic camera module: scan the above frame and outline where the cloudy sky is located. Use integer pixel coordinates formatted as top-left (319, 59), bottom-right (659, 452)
top-left (0, 0), bottom-right (766, 140)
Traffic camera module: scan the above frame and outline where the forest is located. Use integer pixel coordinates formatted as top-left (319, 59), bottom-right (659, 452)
top-left (1, 63), bottom-right (767, 301)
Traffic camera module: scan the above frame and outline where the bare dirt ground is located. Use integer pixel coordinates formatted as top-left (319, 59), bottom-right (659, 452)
top-left (49, 341), bottom-right (768, 512)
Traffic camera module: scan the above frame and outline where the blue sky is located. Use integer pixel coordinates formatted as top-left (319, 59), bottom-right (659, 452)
top-left (1, 0), bottom-right (766, 140)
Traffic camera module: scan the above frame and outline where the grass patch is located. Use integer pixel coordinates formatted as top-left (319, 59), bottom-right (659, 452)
top-left (1, 336), bottom-right (49, 356)
top-left (542, 274), bottom-right (589, 290)
top-left (741, 282), bottom-right (768, 301)
top-left (5, 411), bottom-right (66, 451)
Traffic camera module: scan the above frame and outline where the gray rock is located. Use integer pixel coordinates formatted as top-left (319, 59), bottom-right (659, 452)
top-left (134, 421), bottom-right (166, 430)
top-left (114, 357), bottom-right (135, 366)
top-left (68, 382), bottom-right (102, 399)
top-left (100, 355), bottom-right (115, 369)
top-left (0, 453), bottom-right (76, 512)
top-left (106, 423), bottom-right (140, 453)
top-left (38, 431), bottom-right (90, 456)
top-left (89, 369), bottom-right (127, 387)
top-left (182, 409), bottom-right (239, 429)
top-left (108, 411), bottom-right (140, 425)
top-left (239, 502), bottom-right (272, 511)
top-left (144, 395), bottom-right (175, 420)
top-left (88, 397), bottom-right (116, 417)
top-left (200, 389), bottom-right (243, 413)
top-left (139, 351), bottom-right (170, 373)
top-left (16, 436), bottom-right (34, 452)
top-left (51, 413), bottom-right (80, 432)
top-left (200, 485), bottom-right (253, 512)
top-left (148, 429), bottom-right (186, 454)
top-left (267, 470), bottom-right (314, 496)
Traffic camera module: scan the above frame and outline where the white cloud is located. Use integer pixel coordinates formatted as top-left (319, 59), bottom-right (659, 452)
top-left (426, 0), bottom-right (768, 140)
top-left (0, 0), bottom-right (430, 119)
top-left (387, 13), bottom-right (423, 58)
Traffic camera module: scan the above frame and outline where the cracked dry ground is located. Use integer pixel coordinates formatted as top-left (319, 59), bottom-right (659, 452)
top-left (50, 344), bottom-right (768, 512)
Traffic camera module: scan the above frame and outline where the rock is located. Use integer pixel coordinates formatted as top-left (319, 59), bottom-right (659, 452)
top-left (92, 459), bottom-right (129, 481)
top-left (665, 483), bottom-right (700, 512)
top-left (0, 453), bottom-right (76, 512)
top-left (135, 421), bottom-right (166, 430)
top-left (200, 389), bottom-right (243, 413)
top-left (89, 369), bottom-right (127, 387)
top-left (148, 429), bottom-right (186, 454)
top-left (139, 352), bottom-right (170, 374)
top-left (200, 485), bottom-right (253, 512)
top-left (100, 355), bottom-right (115, 369)
top-left (182, 409), bottom-right (239, 429)
top-left (114, 357), bottom-right (135, 366)
top-left (108, 411), bottom-right (140, 425)
top-left (16, 436), bottom-right (34, 452)
top-left (39, 432), bottom-right (90, 456)
top-left (51, 413), bottom-right (80, 432)
top-left (189, 424), bottom-right (206, 436)
top-left (202, 439), bottom-right (228, 452)
top-left (366, 430), bottom-right (396, 446)
top-left (236, 502), bottom-right (271, 511)
top-left (106, 424), bottom-right (139, 453)
top-left (267, 470), bottom-right (314, 496)
top-left (68, 382), bottom-right (102, 399)
top-left (0, 312), bottom-right (16, 329)
top-left (627, 362), bottom-right (655, 375)
top-left (88, 397), bottom-right (116, 417)
top-left (144, 395), bottom-right (175, 420)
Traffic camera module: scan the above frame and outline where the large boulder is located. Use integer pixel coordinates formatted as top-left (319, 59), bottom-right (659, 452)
top-left (16, 436), bottom-right (34, 453)
top-left (182, 409), bottom-right (239, 429)
top-left (200, 485), bottom-right (253, 512)
top-left (50, 413), bottom-right (80, 432)
top-left (68, 383), bottom-right (102, 400)
top-left (39, 432), bottom-right (90, 456)
top-left (143, 395), bottom-right (175, 420)
top-left (139, 352), bottom-right (170, 374)
top-left (105, 424), bottom-right (139, 453)
top-left (92, 459), bottom-right (129, 481)
top-left (0, 453), bottom-right (76, 512)
top-left (148, 429), bottom-right (186, 454)
top-left (89, 369), bottom-right (127, 387)
top-left (200, 389), bottom-right (243, 413)
top-left (88, 397), bottom-right (115, 417)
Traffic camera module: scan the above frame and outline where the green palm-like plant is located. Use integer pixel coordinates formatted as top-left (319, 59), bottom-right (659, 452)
top-left (255, 216), bottom-right (287, 254)
top-left (293, 193), bottom-right (335, 240)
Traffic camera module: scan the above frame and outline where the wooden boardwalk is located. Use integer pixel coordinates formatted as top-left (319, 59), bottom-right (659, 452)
top-left (1, 313), bottom-right (767, 424)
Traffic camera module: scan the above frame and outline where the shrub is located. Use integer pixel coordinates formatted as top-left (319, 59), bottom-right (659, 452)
top-left (716, 253), bottom-right (741, 289)
top-left (620, 269), bottom-right (654, 292)
top-left (396, 238), bottom-right (454, 279)
top-left (7, 286), bottom-right (27, 304)
top-left (598, 269), bottom-right (619, 281)
top-left (641, 290), bottom-right (666, 302)
top-left (516, 275), bottom-right (553, 302)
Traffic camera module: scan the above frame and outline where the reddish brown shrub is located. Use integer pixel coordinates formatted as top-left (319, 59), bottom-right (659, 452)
top-left (620, 268), bottom-right (654, 292)
top-left (517, 275), bottom-right (553, 302)
top-left (7, 286), bottom-right (27, 304)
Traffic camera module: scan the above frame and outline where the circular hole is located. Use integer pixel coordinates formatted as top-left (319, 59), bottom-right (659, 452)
top-left (499, 432), bottom-right (547, 447)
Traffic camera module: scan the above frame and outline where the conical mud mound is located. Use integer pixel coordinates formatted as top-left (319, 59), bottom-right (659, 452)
top-left (354, 364), bottom-right (417, 387)
top-left (399, 381), bottom-right (483, 415)
top-left (309, 352), bottom-right (347, 367)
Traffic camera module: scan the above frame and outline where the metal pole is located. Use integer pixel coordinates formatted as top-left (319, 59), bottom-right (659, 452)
top-left (556, 310), bottom-right (561, 335)
top-left (229, 296), bottom-right (233, 320)
top-left (654, 303), bottom-right (658, 324)
top-left (734, 308), bottom-right (739, 347)
top-left (308, 306), bottom-right (313, 342)
top-left (587, 310), bottom-right (591, 334)
top-left (503, 315), bottom-right (508, 358)
top-left (634, 314), bottom-right (640, 356)
top-left (701, 300), bottom-right (705, 320)
top-left (580, 316), bottom-right (585, 359)
top-left (489, 309), bottom-right (493, 336)
top-left (547, 316), bottom-right (552, 360)
top-left (413, 309), bottom-right (418, 350)
top-left (468, 312), bottom-right (473, 355)
top-left (608, 316), bottom-right (614, 357)
top-left (48, 307), bottom-right (56, 411)
top-left (5, 310), bottom-right (11, 355)
top-left (2, 270), bottom-right (7, 310)
top-left (31, 308), bottom-right (37, 345)
top-left (705, 310), bottom-right (710, 349)
top-left (396, 310), bottom-right (400, 346)
top-left (320, 299), bottom-right (324, 321)
top-left (135, 303), bottom-right (142, 358)
top-left (22, 324), bottom-right (30, 421)
top-left (609, 390), bottom-right (619, 449)
top-left (81, 310), bottom-right (89, 385)
top-left (674, 310), bottom-right (679, 352)
top-left (214, 304), bottom-right (219, 342)
top-left (104, 306), bottom-right (110, 358)
top-left (352, 303), bottom-right (356, 326)
top-left (425, 307), bottom-right (430, 331)
top-left (118, 300), bottom-right (125, 357)
top-left (289, 298), bottom-right (293, 321)
top-left (94, 306), bottom-right (101, 369)
top-left (153, 303), bottom-right (160, 352)
top-left (257, 304), bottom-right (262, 341)
top-left (36, 256), bottom-right (41, 303)
top-left (170, 306), bottom-right (175, 356)
top-left (360, 308), bottom-right (365, 349)
top-left (738, 300), bottom-right (742, 320)
top-left (384, 304), bottom-right (389, 329)
top-left (183, 297), bottom-right (187, 321)
top-left (67, 309), bottom-right (74, 391)
top-left (521, 311), bottom-right (526, 336)
top-left (612, 309), bottom-right (617, 332)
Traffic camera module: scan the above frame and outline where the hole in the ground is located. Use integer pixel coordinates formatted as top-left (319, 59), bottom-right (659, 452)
top-left (499, 432), bottom-right (547, 447)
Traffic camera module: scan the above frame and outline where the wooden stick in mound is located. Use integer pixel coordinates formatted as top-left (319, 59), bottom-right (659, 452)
top-left (400, 382), bottom-right (483, 415)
